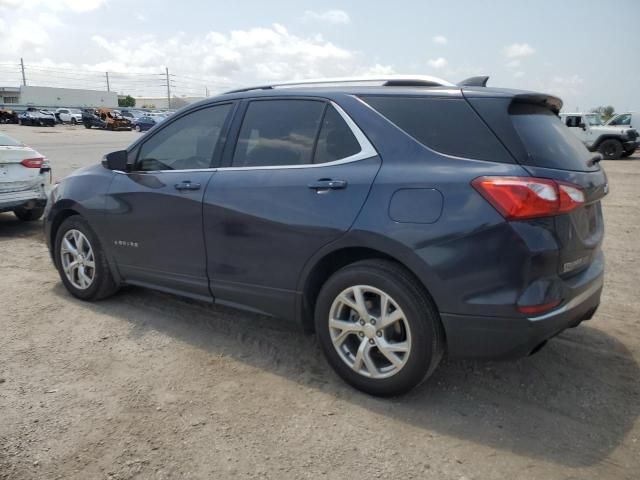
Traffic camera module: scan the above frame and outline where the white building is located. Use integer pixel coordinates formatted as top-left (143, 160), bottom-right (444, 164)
top-left (0, 85), bottom-right (117, 108)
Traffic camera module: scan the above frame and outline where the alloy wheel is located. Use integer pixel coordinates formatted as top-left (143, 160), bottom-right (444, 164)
top-left (328, 285), bottom-right (412, 379)
top-left (60, 229), bottom-right (96, 290)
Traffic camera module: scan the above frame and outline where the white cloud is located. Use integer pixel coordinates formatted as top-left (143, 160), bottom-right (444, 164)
top-left (361, 63), bottom-right (396, 76)
top-left (433, 35), bottom-right (447, 45)
top-left (0, 0), bottom-right (107, 12)
top-left (86, 23), bottom-right (362, 92)
top-left (513, 71), bottom-right (524, 78)
top-left (428, 57), bottom-right (448, 69)
top-left (302, 9), bottom-right (351, 25)
top-left (503, 43), bottom-right (535, 58)
top-left (506, 59), bottom-right (521, 69)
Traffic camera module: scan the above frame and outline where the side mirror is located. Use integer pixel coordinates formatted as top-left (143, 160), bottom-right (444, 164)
top-left (579, 122), bottom-right (586, 130)
top-left (102, 150), bottom-right (129, 171)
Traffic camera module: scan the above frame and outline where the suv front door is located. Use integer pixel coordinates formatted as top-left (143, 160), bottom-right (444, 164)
top-left (105, 103), bottom-right (233, 299)
top-left (203, 98), bottom-right (381, 318)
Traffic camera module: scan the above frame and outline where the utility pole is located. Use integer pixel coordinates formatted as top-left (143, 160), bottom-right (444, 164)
top-left (165, 67), bottom-right (171, 109)
top-left (20, 57), bottom-right (27, 86)
top-left (105, 72), bottom-right (110, 92)
top-left (205, 86), bottom-right (209, 97)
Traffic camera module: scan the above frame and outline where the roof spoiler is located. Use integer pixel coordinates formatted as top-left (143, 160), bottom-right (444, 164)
top-left (457, 76), bottom-right (490, 87)
top-left (512, 93), bottom-right (563, 114)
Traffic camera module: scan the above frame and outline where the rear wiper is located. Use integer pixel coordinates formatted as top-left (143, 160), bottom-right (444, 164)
top-left (587, 154), bottom-right (602, 167)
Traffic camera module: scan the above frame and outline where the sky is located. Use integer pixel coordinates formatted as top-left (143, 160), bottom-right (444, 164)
top-left (0, 0), bottom-right (638, 112)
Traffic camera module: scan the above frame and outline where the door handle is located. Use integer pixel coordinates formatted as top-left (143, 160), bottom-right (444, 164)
top-left (174, 181), bottom-right (201, 191)
top-left (307, 179), bottom-right (348, 191)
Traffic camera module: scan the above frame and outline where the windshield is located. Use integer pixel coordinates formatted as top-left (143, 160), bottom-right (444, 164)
top-left (608, 114), bottom-right (631, 126)
top-left (0, 132), bottom-right (23, 146)
top-left (586, 115), bottom-right (602, 126)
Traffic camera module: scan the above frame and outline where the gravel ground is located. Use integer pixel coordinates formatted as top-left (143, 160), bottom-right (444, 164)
top-left (0, 124), bottom-right (639, 480)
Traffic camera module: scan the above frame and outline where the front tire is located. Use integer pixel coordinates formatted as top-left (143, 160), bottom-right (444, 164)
top-left (598, 139), bottom-right (623, 160)
top-left (54, 215), bottom-right (119, 301)
top-left (14, 206), bottom-right (44, 221)
top-left (314, 259), bottom-right (444, 396)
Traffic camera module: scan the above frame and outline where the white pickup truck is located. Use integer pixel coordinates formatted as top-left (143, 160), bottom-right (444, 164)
top-left (560, 112), bottom-right (639, 159)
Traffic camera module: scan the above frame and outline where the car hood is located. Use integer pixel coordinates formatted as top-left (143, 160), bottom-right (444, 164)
top-left (590, 125), bottom-right (637, 136)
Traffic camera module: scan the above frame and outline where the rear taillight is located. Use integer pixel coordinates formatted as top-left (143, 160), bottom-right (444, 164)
top-left (21, 157), bottom-right (45, 168)
top-left (472, 176), bottom-right (585, 220)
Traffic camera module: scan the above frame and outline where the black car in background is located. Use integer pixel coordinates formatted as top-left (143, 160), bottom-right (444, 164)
top-left (18, 108), bottom-right (56, 126)
top-left (131, 115), bottom-right (157, 132)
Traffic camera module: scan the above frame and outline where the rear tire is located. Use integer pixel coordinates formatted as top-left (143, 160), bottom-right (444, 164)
top-left (84, 123), bottom-right (91, 129)
top-left (14, 206), bottom-right (44, 221)
top-left (314, 259), bottom-right (444, 396)
top-left (71, 118), bottom-right (77, 125)
top-left (598, 139), bottom-right (623, 160)
top-left (54, 215), bottom-right (119, 301)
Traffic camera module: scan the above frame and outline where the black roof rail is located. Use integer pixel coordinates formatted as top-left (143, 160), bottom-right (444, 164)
top-left (457, 76), bottom-right (490, 87)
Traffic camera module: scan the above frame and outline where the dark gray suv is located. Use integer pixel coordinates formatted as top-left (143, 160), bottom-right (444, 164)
top-left (44, 76), bottom-right (607, 396)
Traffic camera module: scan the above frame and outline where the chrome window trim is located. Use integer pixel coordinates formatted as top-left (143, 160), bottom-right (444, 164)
top-left (116, 100), bottom-right (377, 175)
top-left (219, 100), bottom-right (377, 171)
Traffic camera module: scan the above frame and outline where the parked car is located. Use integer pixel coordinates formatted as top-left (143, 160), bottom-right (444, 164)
top-left (560, 112), bottom-right (639, 159)
top-left (131, 115), bottom-right (157, 132)
top-left (146, 112), bottom-right (169, 123)
top-left (55, 108), bottom-right (83, 124)
top-left (82, 108), bottom-right (132, 131)
top-left (119, 109), bottom-right (145, 121)
top-left (45, 76), bottom-right (608, 396)
top-left (19, 108), bottom-right (56, 127)
top-left (0, 108), bottom-right (19, 124)
top-left (0, 131), bottom-right (51, 221)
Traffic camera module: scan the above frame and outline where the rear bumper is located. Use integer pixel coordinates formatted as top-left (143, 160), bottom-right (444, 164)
top-left (441, 257), bottom-right (604, 360)
top-left (0, 188), bottom-right (47, 213)
top-left (623, 140), bottom-right (638, 151)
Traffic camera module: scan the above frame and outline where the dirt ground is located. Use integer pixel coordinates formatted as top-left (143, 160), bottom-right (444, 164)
top-left (0, 123), bottom-right (638, 480)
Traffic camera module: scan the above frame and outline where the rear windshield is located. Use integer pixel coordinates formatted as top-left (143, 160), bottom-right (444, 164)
top-left (360, 96), bottom-right (513, 162)
top-left (510, 103), bottom-right (595, 171)
top-left (0, 132), bottom-right (22, 146)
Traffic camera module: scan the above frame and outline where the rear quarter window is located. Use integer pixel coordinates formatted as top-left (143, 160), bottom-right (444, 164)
top-left (359, 95), bottom-right (513, 162)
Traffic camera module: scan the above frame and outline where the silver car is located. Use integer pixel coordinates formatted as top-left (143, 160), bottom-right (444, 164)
top-left (0, 131), bottom-right (51, 221)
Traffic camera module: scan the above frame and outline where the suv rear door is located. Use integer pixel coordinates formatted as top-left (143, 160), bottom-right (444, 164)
top-left (203, 97), bottom-right (381, 318)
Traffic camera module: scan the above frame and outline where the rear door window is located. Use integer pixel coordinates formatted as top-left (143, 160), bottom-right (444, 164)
top-left (360, 95), bottom-right (512, 162)
top-left (510, 103), bottom-right (596, 171)
top-left (232, 100), bottom-right (325, 167)
top-left (314, 105), bottom-right (361, 163)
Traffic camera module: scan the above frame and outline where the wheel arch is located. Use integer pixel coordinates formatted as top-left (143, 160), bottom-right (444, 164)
top-left (49, 208), bottom-right (82, 257)
top-left (297, 238), bottom-right (443, 334)
top-left (592, 135), bottom-right (624, 149)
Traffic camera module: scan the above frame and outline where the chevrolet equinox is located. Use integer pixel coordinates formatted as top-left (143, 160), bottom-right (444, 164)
top-left (45, 76), bottom-right (607, 396)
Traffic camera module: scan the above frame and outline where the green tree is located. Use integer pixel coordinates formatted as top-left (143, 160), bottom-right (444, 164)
top-left (590, 105), bottom-right (615, 121)
top-left (118, 95), bottom-right (136, 107)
